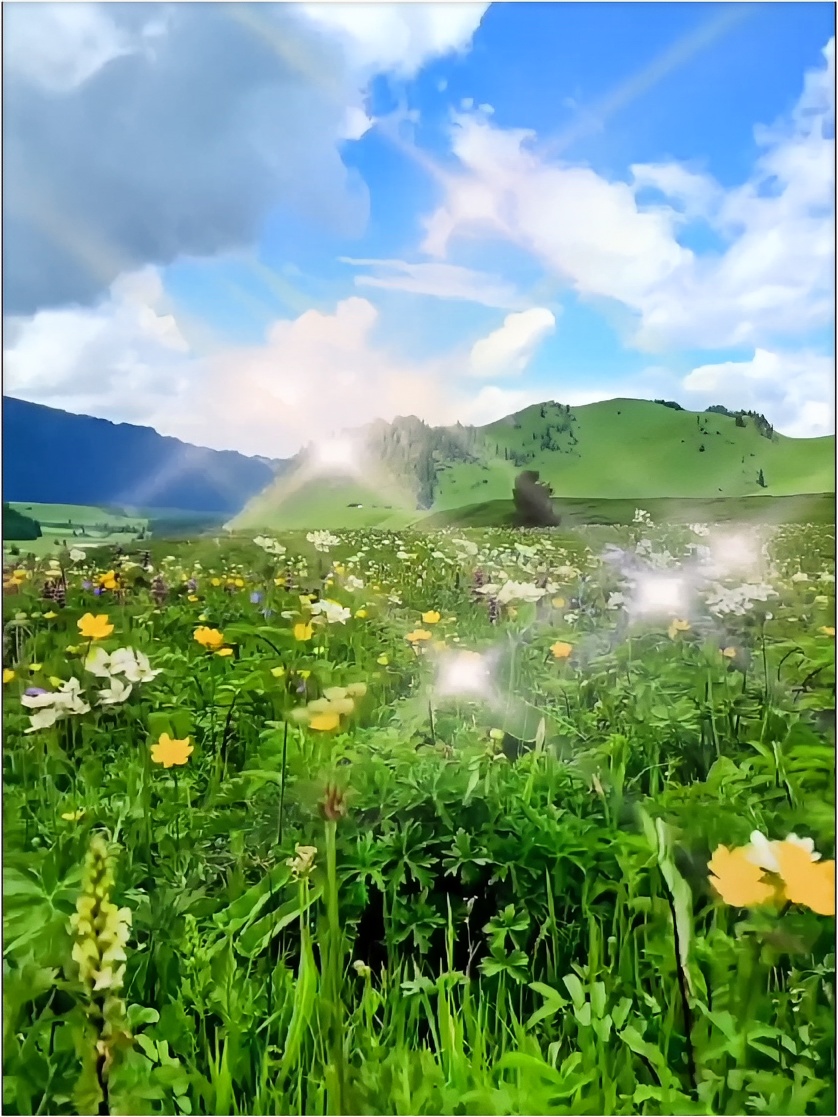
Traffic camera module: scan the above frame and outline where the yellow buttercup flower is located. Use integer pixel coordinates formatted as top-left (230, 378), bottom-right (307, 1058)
top-left (150, 733), bottom-right (194, 768)
top-left (421, 610), bottom-right (441, 625)
top-left (44, 611), bottom-right (58, 620)
top-left (406, 629), bottom-right (432, 644)
top-left (216, 647), bottom-right (234, 657)
top-left (377, 654), bottom-right (389, 666)
top-left (355, 608), bottom-right (368, 619)
top-left (722, 647), bottom-right (737, 658)
top-left (294, 623), bottom-right (313, 642)
top-left (78, 613), bottom-right (114, 640)
top-left (211, 578), bottom-right (222, 587)
top-left (194, 626), bottom-right (225, 650)
top-left (309, 712), bottom-right (340, 732)
top-left (29, 663), bottom-right (43, 673)
top-left (61, 809), bottom-right (86, 822)
top-left (188, 594), bottom-right (199, 603)
top-left (3, 669), bottom-right (15, 684)
top-left (668, 619), bottom-right (691, 640)
top-left (820, 626), bottom-right (835, 637)
top-left (271, 666), bottom-right (286, 678)
top-left (550, 641), bottom-right (573, 660)
top-left (552, 597), bottom-right (566, 609)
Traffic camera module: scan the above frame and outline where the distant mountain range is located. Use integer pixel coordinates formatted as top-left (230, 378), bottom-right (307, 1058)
top-left (4, 395), bottom-right (832, 531)
top-left (2, 397), bottom-right (289, 514)
top-left (230, 398), bottom-right (835, 530)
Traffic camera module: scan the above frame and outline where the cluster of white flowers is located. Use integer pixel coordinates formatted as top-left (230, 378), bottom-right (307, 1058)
top-left (343, 574), bottom-right (365, 592)
top-left (633, 508), bottom-right (653, 525)
top-left (704, 581), bottom-right (777, 617)
top-left (688, 523), bottom-right (711, 537)
top-left (22, 679), bottom-right (90, 734)
top-left (253, 535), bottom-right (287, 557)
top-left (306, 530), bottom-right (341, 552)
top-left (310, 600), bottom-right (352, 625)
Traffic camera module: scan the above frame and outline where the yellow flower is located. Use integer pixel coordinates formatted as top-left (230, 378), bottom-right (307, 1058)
top-left (552, 597), bottom-right (566, 609)
top-left (61, 809), bottom-right (86, 822)
top-left (216, 647), bottom-right (234, 657)
top-left (550, 641), bottom-right (573, 660)
top-left (668, 619), bottom-right (691, 640)
top-left (29, 663), bottom-right (43, 673)
top-left (98, 570), bottom-right (119, 591)
top-left (773, 841), bottom-right (835, 916)
top-left (44, 611), bottom-right (58, 620)
top-left (346, 682), bottom-right (367, 698)
top-left (708, 845), bottom-right (775, 908)
top-left (406, 629), bottom-right (432, 643)
top-left (299, 669), bottom-right (311, 679)
top-left (3, 669), bottom-right (15, 684)
top-left (421, 610), bottom-right (441, 624)
top-left (194, 626), bottom-right (225, 650)
top-left (66, 645), bottom-right (80, 655)
top-left (211, 578), bottom-right (222, 587)
top-left (271, 666), bottom-right (286, 678)
top-left (820, 625), bottom-right (835, 637)
top-left (294, 623), bottom-right (313, 642)
top-left (355, 608), bottom-right (368, 619)
top-left (78, 613), bottom-right (114, 640)
top-left (377, 654), bottom-right (389, 666)
top-left (309, 712), bottom-right (341, 732)
top-left (234, 578), bottom-right (245, 588)
top-left (188, 594), bottom-right (199, 602)
top-left (722, 647), bottom-right (737, 658)
top-left (150, 733), bottom-right (194, 768)
top-left (49, 676), bottom-right (63, 688)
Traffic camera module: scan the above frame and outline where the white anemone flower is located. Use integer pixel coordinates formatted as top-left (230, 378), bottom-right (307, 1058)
top-left (108, 648), bottom-right (161, 684)
top-left (98, 677), bottom-right (133, 706)
top-left (310, 600), bottom-right (352, 625)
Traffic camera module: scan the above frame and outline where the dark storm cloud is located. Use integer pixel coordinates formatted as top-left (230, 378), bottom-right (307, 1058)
top-left (3, 2), bottom-right (369, 315)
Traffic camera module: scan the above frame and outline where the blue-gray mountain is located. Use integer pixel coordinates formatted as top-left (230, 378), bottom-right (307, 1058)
top-left (2, 397), bottom-right (289, 514)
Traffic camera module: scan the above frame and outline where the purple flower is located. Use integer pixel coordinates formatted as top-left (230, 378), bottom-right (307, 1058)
top-left (187, 579), bottom-right (198, 592)
top-left (82, 580), bottom-right (93, 591)
top-left (93, 587), bottom-right (104, 596)
top-left (250, 591), bottom-right (263, 605)
top-left (25, 687), bottom-right (48, 697)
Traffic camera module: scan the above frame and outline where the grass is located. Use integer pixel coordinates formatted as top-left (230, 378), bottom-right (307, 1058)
top-left (2, 519), bottom-right (835, 1116)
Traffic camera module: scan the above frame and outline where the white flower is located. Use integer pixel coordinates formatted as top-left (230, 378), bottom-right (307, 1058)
top-left (607, 592), bottom-right (626, 609)
top-left (791, 571), bottom-right (809, 583)
top-left (25, 708), bottom-right (61, 733)
top-left (69, 548), bottom-right (87, 562)
top-left (254, 535), bottom-right (287, 556)
top-left (310, 600), bottom-right (351, 624)
top-left (98, 678), bottom-right (133, 706)
top-left (84, 647), bottom-right (114, 678)
top-left (306, 530), bottom-right (340, 552)
top-left (344, 575), bottom-right (365, 592)
top-left (496, 580), bottom-right (547, 605)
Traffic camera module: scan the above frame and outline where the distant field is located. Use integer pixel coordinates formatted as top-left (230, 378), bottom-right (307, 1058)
top-left (420, 492), bottom-right (837, 529)
top-left (4, 503), bottom-right (229, 558)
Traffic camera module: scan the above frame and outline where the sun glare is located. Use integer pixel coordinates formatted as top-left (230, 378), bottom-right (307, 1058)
top-left (435, 650), bottom-right (493, 700)
top-left (313, 438), bottom-right (357, 472)
top-left (634, 574), bottom-right (686, 616)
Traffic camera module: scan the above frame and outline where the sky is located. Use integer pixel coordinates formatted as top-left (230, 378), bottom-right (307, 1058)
top-left (3, 1), bottom-right (835, 459)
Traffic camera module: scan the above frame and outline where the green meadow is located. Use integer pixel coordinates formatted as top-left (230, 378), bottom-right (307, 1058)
top-left (2, 519), bottom-right (835, 1116)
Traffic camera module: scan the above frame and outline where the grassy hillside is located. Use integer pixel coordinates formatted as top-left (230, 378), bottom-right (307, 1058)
top-left (233, 398), bottom-right (834, 531)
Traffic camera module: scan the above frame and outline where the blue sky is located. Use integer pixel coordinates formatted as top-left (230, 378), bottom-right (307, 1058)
top-left (4, 2), bottom-right (834, 456)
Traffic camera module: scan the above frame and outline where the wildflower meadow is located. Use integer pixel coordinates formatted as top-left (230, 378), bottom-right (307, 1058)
top-left (2, 518), bottom-right (835, 1116)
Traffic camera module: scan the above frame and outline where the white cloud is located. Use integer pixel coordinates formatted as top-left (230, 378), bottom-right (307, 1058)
top-left (4, 283), bottom-right (562, 457)
top-left (297, 2), bottom-right (489, 78)
top-left (3, 2), bottom-right (144, 92)
top-left (468, 308), bottom-right (557, 377)
top-left (341, 257), bottom-right (528, 309)
top-left (682, 349), bottom-right (835, 437)
top-left (420, 40), bottom-right (834, 353)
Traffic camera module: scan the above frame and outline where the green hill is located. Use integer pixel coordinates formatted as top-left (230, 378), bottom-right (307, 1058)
top-left (230, 398), bottom-right (834, 530)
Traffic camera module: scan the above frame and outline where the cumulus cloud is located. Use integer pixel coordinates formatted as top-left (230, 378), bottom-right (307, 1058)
top-left (3, 2), bottom-right (487, 316)
top-left (682, 349), bottom-right (835, 438)
top-left (3, 282), bottom-right (559, 457)
top-left (468, 308), bottom-right (557, 377)
top-left (420, 40), bottom-right (835, 352)
top-left (341, 257), bottom-right (528, 309)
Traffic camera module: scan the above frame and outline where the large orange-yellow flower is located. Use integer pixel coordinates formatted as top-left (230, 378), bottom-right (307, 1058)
top-left (78, 614), bottom-right (114, 640)
top-left (421, 610), bottom-right (441, 625)
top-left (294, 623), bottom-right (313, 642)
top-left (550, 641), bottom-right (573, 660)
top-left (194, 626), bottom-right (225, 650)
top-left (309, 712), bottom-right (341, 732)
top-left (150, 733), bottom-right (193, 768)
top-left (98, 571), bottom-right (119, 591)
top-left (708, 845), bottom-right (775, 908)
top-left (773, 841), bottom-right (835, 916)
